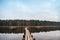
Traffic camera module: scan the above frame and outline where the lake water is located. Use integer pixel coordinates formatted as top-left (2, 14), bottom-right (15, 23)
top-left (0, 30), bottom-right (60, 40)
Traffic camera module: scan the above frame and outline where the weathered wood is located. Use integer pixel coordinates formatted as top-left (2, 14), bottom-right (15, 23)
top-left (22, 27), bottom-right (35, 40)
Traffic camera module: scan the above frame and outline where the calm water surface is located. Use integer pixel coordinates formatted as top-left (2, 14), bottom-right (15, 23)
top-left (0, 30), bottom-right (60, 40)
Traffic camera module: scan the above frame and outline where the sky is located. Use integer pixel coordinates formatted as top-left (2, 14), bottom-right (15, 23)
top-left (0, 0), bottom-right (60, 21)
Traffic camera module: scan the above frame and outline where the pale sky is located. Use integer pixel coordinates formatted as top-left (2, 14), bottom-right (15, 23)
top-left (0, 0), bottom-right (60, 21)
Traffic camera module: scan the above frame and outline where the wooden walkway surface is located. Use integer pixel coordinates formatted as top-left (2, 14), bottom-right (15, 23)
top-left (25, 27), bottom-right (33, 40)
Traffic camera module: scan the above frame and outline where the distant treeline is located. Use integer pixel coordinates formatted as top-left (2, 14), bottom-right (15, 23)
top-left (0, 20), bottom-right (60, 26)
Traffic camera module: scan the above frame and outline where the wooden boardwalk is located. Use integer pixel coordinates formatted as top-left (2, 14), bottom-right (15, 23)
top-left (25, 27), bottom-right (33, 40)
top-left (22, 27), bottom-right (35, 40)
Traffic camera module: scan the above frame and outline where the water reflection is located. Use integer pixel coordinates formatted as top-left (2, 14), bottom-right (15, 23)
top-left (0, 33), bottom-right (24, 40)
top-left (0, 30), bottom-right (60, 40)
top-left (32, 30), bottom-right (60, 40)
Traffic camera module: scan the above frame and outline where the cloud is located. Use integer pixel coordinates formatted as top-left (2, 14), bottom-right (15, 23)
top-left (0, 1), bottom-right (32, 19)
top-left (0, 0), bottom-right (60, 21)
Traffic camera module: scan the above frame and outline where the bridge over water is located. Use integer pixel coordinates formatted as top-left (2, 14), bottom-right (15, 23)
top-left (22, 27), bottom-right (35, 40)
